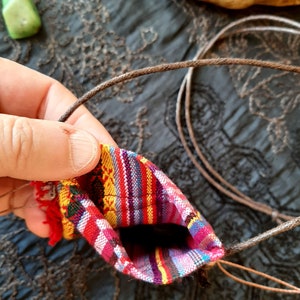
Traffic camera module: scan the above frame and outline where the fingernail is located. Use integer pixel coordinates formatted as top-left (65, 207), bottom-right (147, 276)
top-left (69, 130), bottom-right (99, 172)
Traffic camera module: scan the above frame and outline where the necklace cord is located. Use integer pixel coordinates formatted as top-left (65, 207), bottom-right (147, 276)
top-left (1, 14), bottom-right (300, 293)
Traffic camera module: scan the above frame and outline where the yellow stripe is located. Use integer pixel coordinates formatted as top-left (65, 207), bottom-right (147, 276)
top-left (146, 165), bottom-right (154, 224)
top-left (155, 248), bottom-right (168, 284)
top-left (59, 179), bottom-right (77, 240)
top-left (102, 145), bottom-right (117, 227)
top-left (102, 145), bottom-right (116, 195)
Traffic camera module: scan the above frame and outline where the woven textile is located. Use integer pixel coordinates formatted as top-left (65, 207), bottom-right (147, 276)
top-left (33, 144), bottom-right (224, 285)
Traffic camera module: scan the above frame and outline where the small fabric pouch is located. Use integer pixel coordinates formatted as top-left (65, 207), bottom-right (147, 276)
top-left (33, 144), bottom-right (224, 284)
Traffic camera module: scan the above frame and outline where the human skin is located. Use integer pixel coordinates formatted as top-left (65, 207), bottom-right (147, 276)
top-left (0, 58), bottom-right (117, 238)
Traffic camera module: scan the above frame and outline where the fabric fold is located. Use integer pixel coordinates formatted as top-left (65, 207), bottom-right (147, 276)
top-left (33, 144), bottom-right (224, 284)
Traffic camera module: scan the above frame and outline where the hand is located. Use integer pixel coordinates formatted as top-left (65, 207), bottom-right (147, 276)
top-left (0, 58), bottom-right (117, 238)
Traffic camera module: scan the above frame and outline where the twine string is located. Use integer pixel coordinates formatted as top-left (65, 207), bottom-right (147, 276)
top-left (225, 215), bottom-right (300, 256)
top-left (216, 260), bottom-right (300, 294)
top-left (59, 58), bottom-right (300, 122)
top-left (179, 14), bottom-right (300, 224)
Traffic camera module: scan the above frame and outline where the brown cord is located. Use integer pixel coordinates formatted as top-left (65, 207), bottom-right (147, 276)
top-left (177, 81), bottom-right (293, 222)
top-left (216, 260), bottom-right (300, 294)
top-left (225, 215), bottom-right (300, 256)
top-left (58, 16), bottom-right (300, 223)
top-left (58, 57), bottom-right (300, 122)
top-left (1, 14), bottom-right (300, 241)
top-left (177, 15), bottom-right (300, 224)
top-left (41, 15), bottom-right (300, 293)
top-left (182, 16), bottom-right (300, 292)
top-left (2, 14), bottom-right (300, 293)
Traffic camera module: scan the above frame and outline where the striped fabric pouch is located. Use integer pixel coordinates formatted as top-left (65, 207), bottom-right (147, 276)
top-left (32, 144), bottom-right (224, 284)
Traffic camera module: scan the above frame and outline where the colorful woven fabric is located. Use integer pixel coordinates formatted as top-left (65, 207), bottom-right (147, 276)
top-left (33, 144), bottom-right (224, 285)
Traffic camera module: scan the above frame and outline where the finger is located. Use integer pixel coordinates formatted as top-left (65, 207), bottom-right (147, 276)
top-left (0, 58), bottom-right (117, 145)
top-left (0, 178), bottom-right (49, 237)
top-left (0, 114), bottom-right (101, 180)
top-left (24, 195), bottom-right (50, 238)
top-left (0, 177), bottom-right (28, 216)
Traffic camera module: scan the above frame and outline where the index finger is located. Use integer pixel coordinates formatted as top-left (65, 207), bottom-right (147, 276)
top-left (0, 58), bottom-right (116, 145)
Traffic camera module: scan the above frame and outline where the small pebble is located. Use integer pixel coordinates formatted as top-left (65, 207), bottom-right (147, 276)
top-left (2, 0), bottom-right (42, 39)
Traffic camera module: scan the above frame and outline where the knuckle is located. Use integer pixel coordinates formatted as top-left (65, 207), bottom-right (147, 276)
top-left (0, 117), bottom-right (34, 173)
top-left (11, 118), bottom-right (34, 164)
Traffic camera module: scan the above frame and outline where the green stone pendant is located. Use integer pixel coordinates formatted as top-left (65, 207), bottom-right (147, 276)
top-left (2, 0), bottom-right (41, 39)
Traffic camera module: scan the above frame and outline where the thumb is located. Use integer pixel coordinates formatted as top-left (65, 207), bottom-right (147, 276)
top-left (0, 114), bottom-right (101, 180)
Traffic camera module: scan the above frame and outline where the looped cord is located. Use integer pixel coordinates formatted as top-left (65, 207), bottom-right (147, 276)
top-left (58, 16), bottom-right (300, 292)
top-left (1, 14), bottom-right (300, 293)
top-left (216, 260), bottom-right (300, 294)
top-left (176, 14), bottom-right (300, 224)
